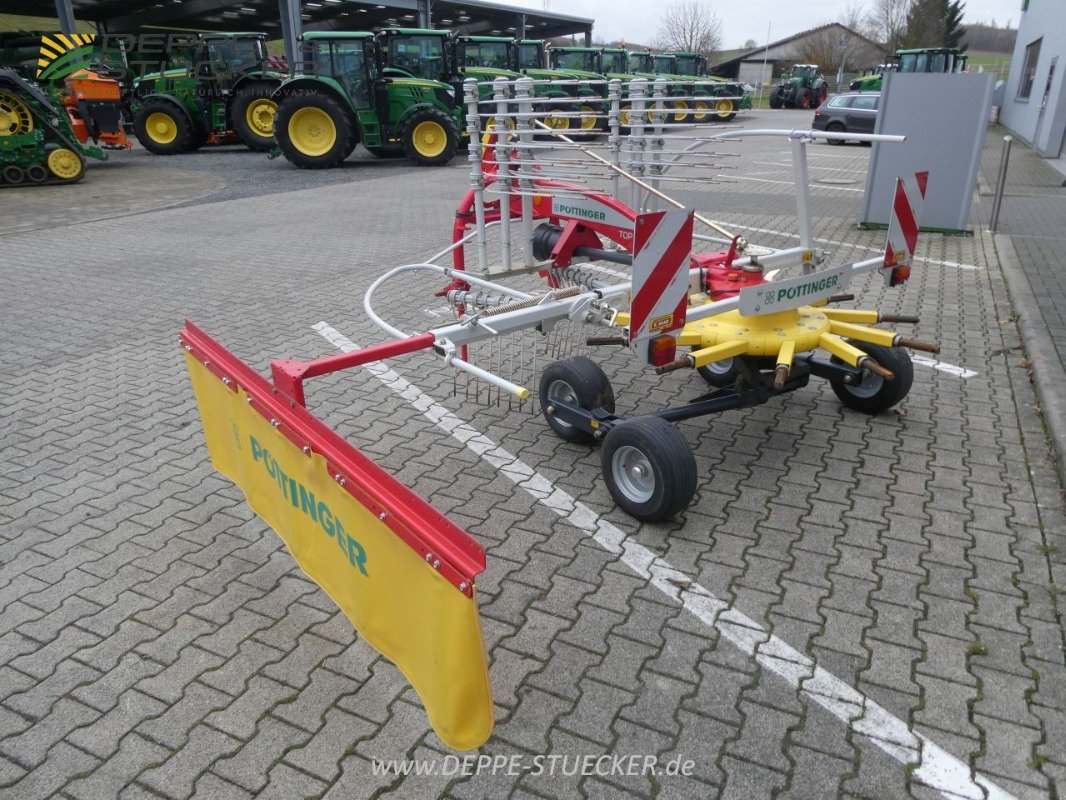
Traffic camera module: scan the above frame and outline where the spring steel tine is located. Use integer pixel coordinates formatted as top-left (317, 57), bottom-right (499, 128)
top-left (880, 314), bottom-right (920, 324)
top-left (531, 117), bottom-right (742, 247)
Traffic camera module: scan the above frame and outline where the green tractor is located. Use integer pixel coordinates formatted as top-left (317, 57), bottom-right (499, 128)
top-left (513, 38), bottom-right (607, 132)
top-left (624, 50), bottom-right (694, 124)
top-left (0, 67), bottom-right (104, 186)
top-left (669, 51), bottom-right (751, 122)
top-left (769, 64), bottom-right (829, 109)
top-left (132, 32), bottom-right (284, 155)
top-left (850, 48), bottom-right (967, 92)
top-left (271, 31), bottom-right (462, 169)
top-left (375, 28), bottom-right (520, 100)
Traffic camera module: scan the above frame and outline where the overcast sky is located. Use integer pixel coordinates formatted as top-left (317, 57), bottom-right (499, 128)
top-left (491, 0), bottom-right (1023, 49)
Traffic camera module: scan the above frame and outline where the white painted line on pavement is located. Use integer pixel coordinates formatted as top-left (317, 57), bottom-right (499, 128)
top-left (314, 320), bottom-right (1012, 800)
top-left (912, 356), bottom-right (979, 379)
top-left (755, 161), bottom-right (867, 174)
top-left (729, 223), bottom-right (979, 271)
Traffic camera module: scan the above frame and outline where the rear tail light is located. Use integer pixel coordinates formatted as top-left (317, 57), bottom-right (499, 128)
top-left (648, 335), bottom-right (677, 367)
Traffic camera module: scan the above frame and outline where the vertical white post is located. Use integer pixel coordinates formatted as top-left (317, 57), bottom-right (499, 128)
top-left (493, 77), bottom-right (513, 272)
top-left (515, 76), bottom-right (536, 268)
top-left (608, 78), bottom-right (622, 202)
top-left (629, 78), bottom-right (647, 212)
top-left (465, 78), bottom-right (489, 273)
top-left (648, 78), bottom-right (668, 212)
top-left (791, 135), bottom-right (814, 269)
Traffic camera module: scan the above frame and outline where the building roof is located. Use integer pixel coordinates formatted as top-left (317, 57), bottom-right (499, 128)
top-left (716, 23), bottom-right (884, 68)
top-left (0, 1), bottom-right (593, 39)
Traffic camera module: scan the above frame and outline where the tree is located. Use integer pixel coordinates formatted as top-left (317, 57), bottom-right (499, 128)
top-left (901, 0), bottom-right (967, 50)
top-left (866, 0), bottom-right (911, 54)
top-left (656, 1), bottom-right (724, 59)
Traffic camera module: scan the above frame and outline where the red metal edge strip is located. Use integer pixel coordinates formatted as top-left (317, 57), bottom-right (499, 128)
top-left (179, 321), bottom-right (486, 596)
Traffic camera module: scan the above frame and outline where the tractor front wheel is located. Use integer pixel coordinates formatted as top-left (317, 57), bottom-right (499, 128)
top-left (275, 92), bottom-right (356, 169)
top-left (601, 416), bottom-right (697, 522)
top-left (232, 81), bottom-right (278, 152)
top-left (134, 100), bottom-right (191, 155)
top-left (402, 108), bottom-right (458, 167)
top-left (769, 90), bottom-right (783, 109)
top-left (829, 342), bottom-right (914, 413)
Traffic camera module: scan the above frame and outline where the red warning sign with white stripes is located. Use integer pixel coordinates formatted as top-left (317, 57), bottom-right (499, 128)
top-left (882, 170), bottom-right (929, 286)
top-left (629, 208), bottom-right (694, 363)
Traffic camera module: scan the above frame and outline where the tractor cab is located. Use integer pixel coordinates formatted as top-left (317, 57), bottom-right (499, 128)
top-left (548, 46), bottom-right (600, 75)
top-left (514, 39), bottom-right (547, 71)
top-left (452, 35), bottom-right (514, 72)
top-left (653, 54), bottom-right (679, 75)
top-left (674, 52), bottom-right (708, 77)
top-left (627, 51), bottom-right (656, 74)
top-left (599, 48), bottom-right (630, 77)
top-left (298, 32), bottom-right (375, 109)
top-left (376, 28), bottom-right (450, 83)
top-left (789, 64), bottom-right (820, 81)
top-left (895, 47), bottom-right (967, 74)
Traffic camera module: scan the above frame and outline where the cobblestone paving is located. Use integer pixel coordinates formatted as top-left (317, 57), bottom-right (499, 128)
top-left (0, 110), bottom-right (1063, 799)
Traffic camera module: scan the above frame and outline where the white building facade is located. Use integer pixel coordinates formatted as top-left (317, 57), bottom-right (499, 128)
top-left (1001, 0), bottom-right (1066, 158)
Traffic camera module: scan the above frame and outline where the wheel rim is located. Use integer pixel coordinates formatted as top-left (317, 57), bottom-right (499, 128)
top-left (693, 100), bottom-right (709, 121)
top-left (705, 358), bottom-right (733, 376)
top-left (844, 368), bottom-right (884, 398)
top-left (579, 104), bottom-right (597, 130)
top-left (146, 111), bottom-right (178, 144)
top-left (288, 106), bottom-right (336, 157)
top-left (672, 100), bottom-right (687, 122)
top-left (546, 380), bottom-right (578, 430)
top-left (611, 445), bottom-right (655, 504)
top-left (47, 148), bottom-right (82, 180)
top-left (413, 120), bottom-right (447, 157)
top-left (715, 99), bottom-right (733, 118)
top-left (545, 110), bottom-right (570, 131)
top-left (0, 90), bottom-right (34, 136)
top-left (620, 106), bottom-right (631, 126)
top-left (246, 98), bottom-right (277, 137)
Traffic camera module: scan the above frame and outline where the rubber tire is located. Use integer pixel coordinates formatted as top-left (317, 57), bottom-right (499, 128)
top-left (826, 121), bottom-right (846, 146)
top-left (696, 356), bottom-right (739, 388)
top-left (601, 416), bottom-right (697, 522)
top-left (402, 108), bottom-right (458, 167)
top-left (769, 91), bottom-right (783, 109)
top-left (2, 165), bottom-right (25, 184)
top-left (799, 88), bottom-right (812, 109)
top-left (829, 342), bottom-right (914, 413)
top-left (542, 101), bottom-right (572, 134)
top-left (274, 92), bottom-right (356, 170)
top-left (231, 81), bottom-right (278, 152)
top-left (539, 356), bottom-right (615, 444)
top-left (134, 100), bottom-right (191, 155)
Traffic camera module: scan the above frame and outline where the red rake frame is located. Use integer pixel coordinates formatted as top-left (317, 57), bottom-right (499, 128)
top-left (179, 321), bottom-right (483, 597)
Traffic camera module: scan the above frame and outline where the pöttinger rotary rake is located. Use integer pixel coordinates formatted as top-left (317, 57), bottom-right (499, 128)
top-left (179, 77), bottom-right (939, 748)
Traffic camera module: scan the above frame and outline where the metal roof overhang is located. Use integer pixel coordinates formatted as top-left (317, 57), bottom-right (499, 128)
top-left (0, 0), bottom-right (593, 40)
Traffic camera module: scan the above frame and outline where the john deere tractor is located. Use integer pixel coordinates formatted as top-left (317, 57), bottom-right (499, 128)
top-left (850, 48), bottom-right (967, 91)
top-left (769, 64), bottom-right (829, 109)
top-left (513, 38), bottom-right (607, 132)
top-left (271, 31), bottom-right (462, 169)
top-left (0, 67), bottom-right (104, 186)
top-left (671, 51), bottom-right (751, 122)
top-left (625, 50), bottom-right (694, 124)
top-left (132, 33), bottom-right (284, 154)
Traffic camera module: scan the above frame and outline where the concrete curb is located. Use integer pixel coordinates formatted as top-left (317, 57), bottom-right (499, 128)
top-left (993, 230), bottom-right (1066, 480)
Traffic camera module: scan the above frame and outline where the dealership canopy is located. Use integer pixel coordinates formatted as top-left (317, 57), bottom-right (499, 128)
top-left (4, 0), bottom-right (594, 60)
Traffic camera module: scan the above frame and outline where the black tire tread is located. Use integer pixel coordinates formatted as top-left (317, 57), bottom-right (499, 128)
top-left (402, 107), bottom-right (459, 167)
top-left (829, 342), bottom-right (914, 413)
top-left (134, 99), bottom-right (191, 155)
top-left (539, 356), bottom-right (615, 444)
top-left (274, 91), bottom-right (356, 170)
top-left (600, 416), bottom-right (697, 522)
top-left (231, 80), bottom-right (278, 152)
